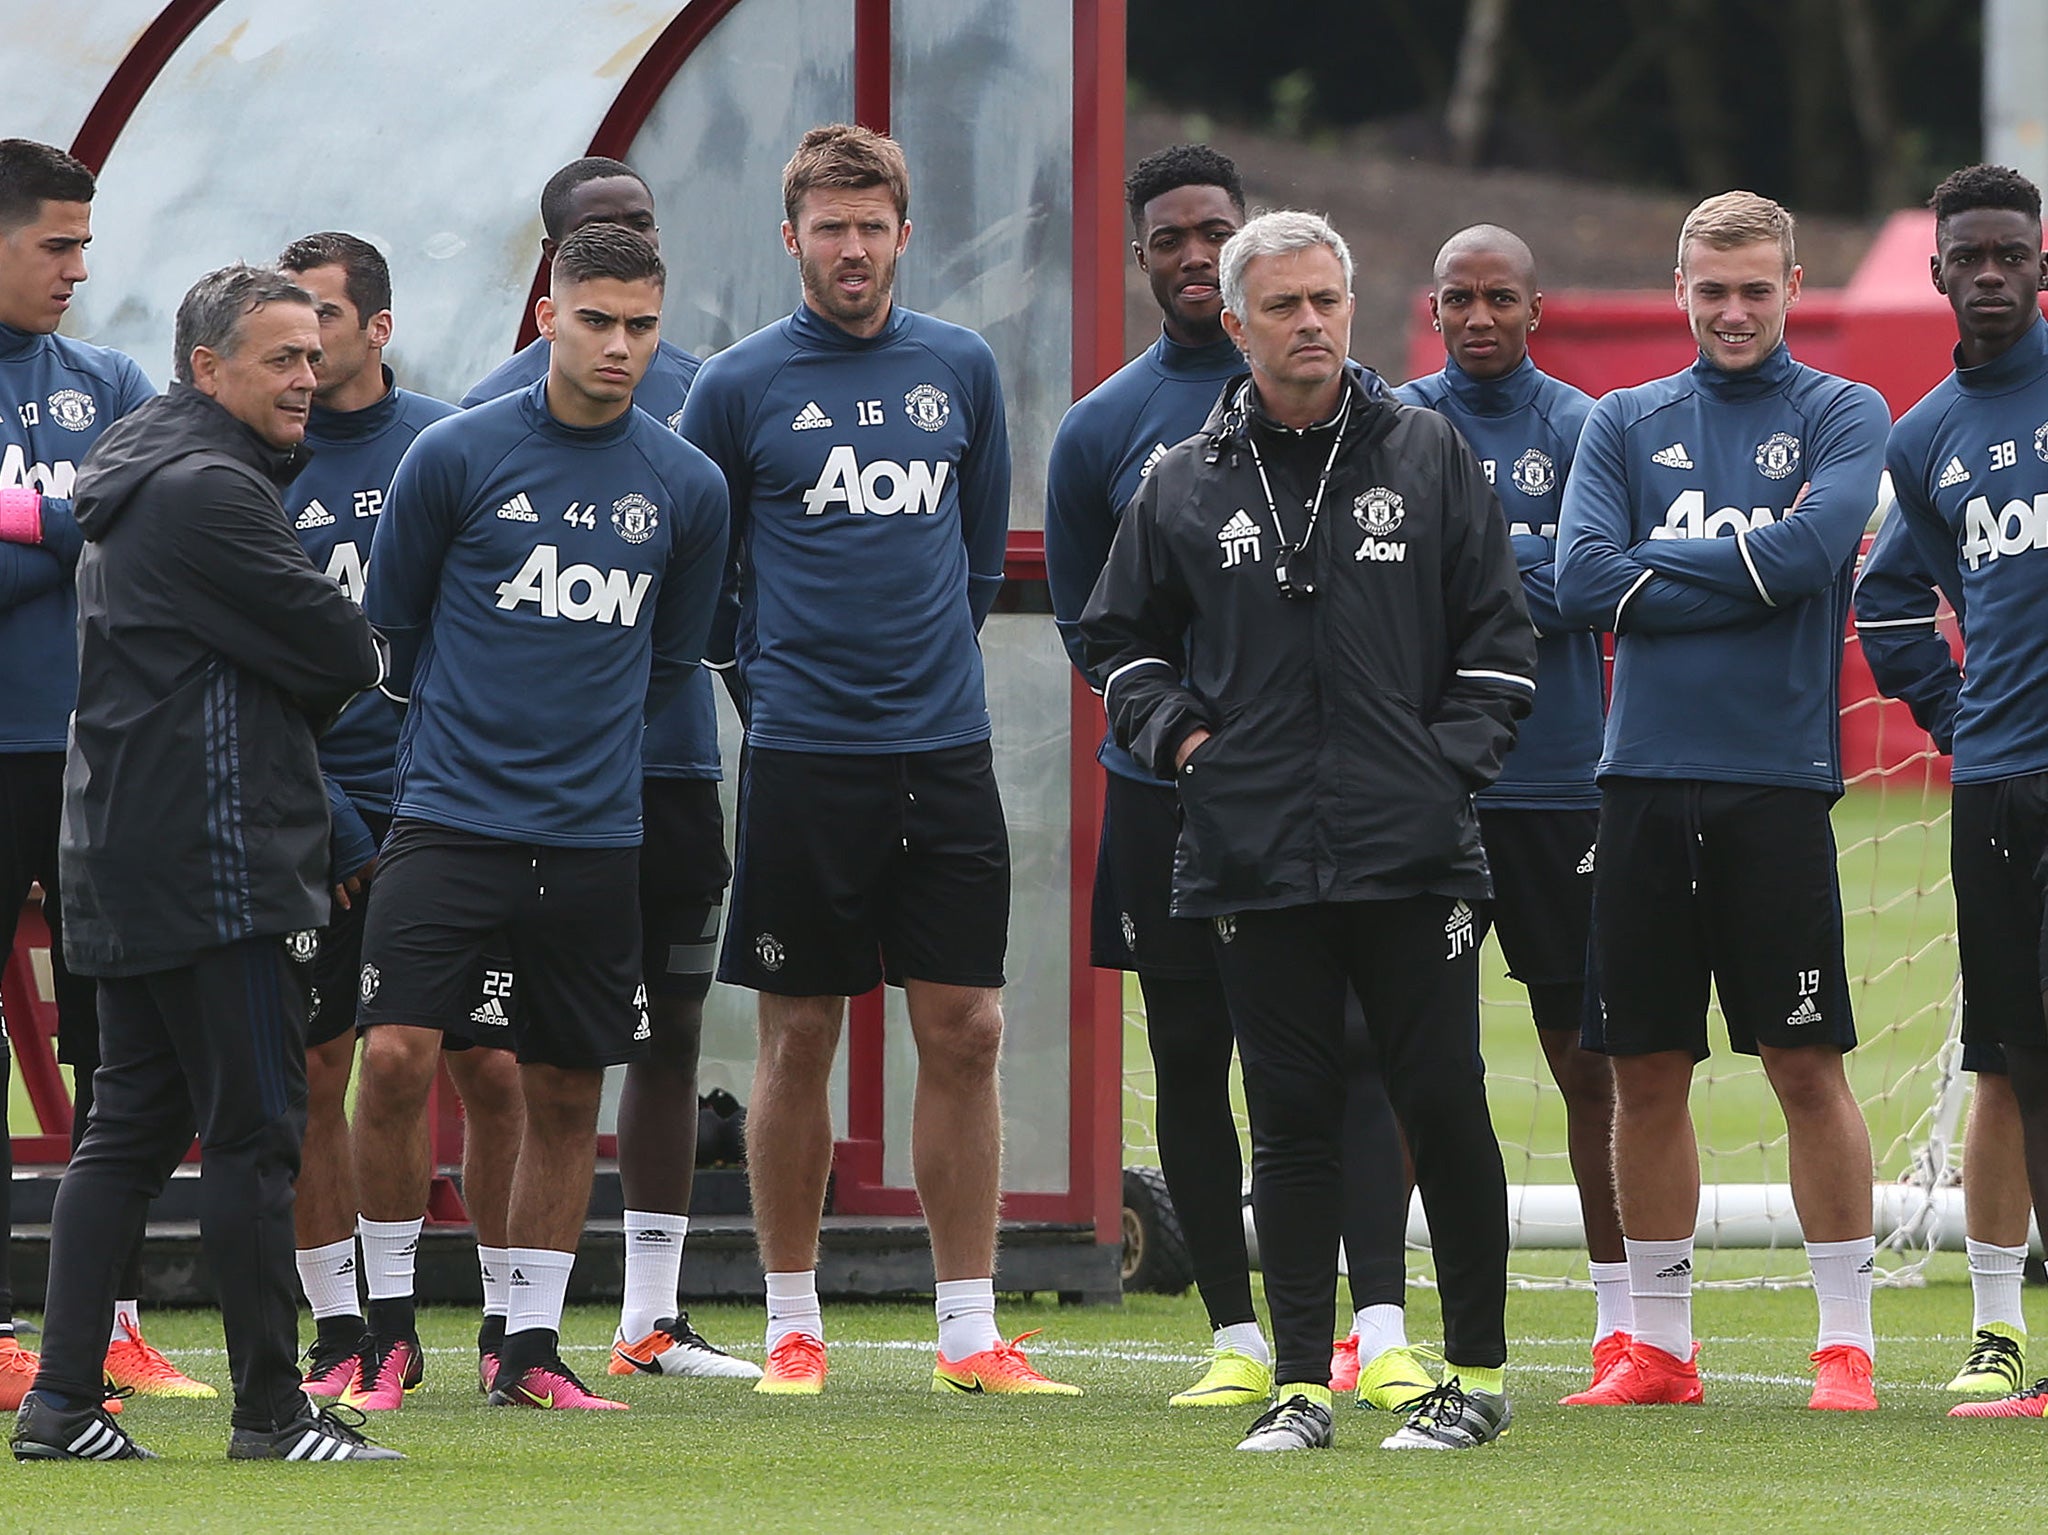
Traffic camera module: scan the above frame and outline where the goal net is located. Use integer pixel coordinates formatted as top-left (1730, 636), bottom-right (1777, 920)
top-left (1119, 623), bottom-right (1974, 1290)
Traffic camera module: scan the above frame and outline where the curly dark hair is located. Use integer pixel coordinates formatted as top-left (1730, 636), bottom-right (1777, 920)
top-left (1930, 164), bottom-right (2041, 224)
top-left (1124, 143), bottom-right (1245, 229)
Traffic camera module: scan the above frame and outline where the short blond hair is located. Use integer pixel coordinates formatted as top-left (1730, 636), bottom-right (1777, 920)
top-left (1677, 190), bottom-right (1796, 274)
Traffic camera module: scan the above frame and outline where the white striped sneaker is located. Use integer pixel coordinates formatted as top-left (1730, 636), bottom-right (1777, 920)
top-left (12, 1389), bottom-right (157, 1461)
top-left (227, 1399), bottom-right (403, 1462)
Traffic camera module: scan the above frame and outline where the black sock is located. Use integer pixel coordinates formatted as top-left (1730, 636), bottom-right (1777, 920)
top-left (365, 1296), bottom-right (417, 1341)
top-left (478, 1314), bottom-right (506, 1354)
top-left (314, 1312), bottom-right (368, 1352)
top-left (494, 1326), bottom-right (557, 1387)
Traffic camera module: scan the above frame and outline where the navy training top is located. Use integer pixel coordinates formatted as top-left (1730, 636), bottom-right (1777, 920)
top-left (464, 335), bottom-right (719, 780)
top-left (681, 302), bottom-right (1011, 754)
top-left (365, 380), bottom-right (728, 846)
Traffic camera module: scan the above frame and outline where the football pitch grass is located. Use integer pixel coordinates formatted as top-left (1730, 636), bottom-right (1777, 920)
top-left (7, 1260), bottom-right (2048, 1533)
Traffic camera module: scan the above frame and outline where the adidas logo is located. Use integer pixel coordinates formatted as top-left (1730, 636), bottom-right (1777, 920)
top-left (469, 997), bottom-right (509, 1028)
top-left (1139, 441), bottom-right (1169, 478)
top-left (1857, 1257), bottom-right (1875, 1274)
top-left (1937, 454), bottom-right (1970, 489)
top-left (509, 1268), bottom-right (529, 1285)
top-left (400, 1238), bottom-right (418, 1255)
top-left (1654, 1258), bottom-right (1692, 1279)
top-left (337, 1257), bottom-right (356, 1275)
top-left (1218, 509), bottom-right (1259, 540)
top-left (1445, 900), bottom-right (1474, 934)
top-left (634, 1230), bottom-right (675, 1245)
top-left (496, 492), bottom-right (539, 522)
top-left (1576, 846), bottom-right (1597, 876)
top-left (1651, 442), bottom-right (1694, 470)
top-left (294, 499), bottom-right (335, 529)
top-left (1786, 996), bottom-right (1822, 1027)
top-left (790, 400), bottom-right (833, 431)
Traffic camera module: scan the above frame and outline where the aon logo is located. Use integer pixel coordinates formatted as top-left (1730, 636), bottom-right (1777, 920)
top-left (1647, 488), bottom-right (1779, 540)
top-left (801, 443), bottom-right (950, 517)
top-left (324, 541), bottom-right (366, 605)
top-left (1, 443), bottom-right (77, 499)
top-left (494, 544), bottom-right (652, 625)
top-left (1962, 494), bottom-right (2048, 570)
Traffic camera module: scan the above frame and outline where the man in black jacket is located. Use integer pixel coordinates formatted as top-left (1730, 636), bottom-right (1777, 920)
top-left (1083, 211), bottom-right (1535, 1455)
top-left (11, 265), bottom-right (397, 1464)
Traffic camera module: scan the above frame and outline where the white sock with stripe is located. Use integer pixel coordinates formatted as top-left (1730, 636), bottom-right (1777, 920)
top-left (620, 1211), bottom-right (689, 1341)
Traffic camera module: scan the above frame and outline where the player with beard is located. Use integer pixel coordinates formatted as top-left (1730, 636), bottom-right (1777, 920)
top-left (684, 125), bottom-right (1074, 1396)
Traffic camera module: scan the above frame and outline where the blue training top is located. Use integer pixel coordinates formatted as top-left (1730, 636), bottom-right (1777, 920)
top-left (365, 379), bottom-right (729, 847)
top-left (1883, 314), bottom-right (2048, 783)
top-left (1044, 328), bottom-right (1239, 782)
top-left (285, 370), bottom-right (456, 812)
top-left (464, 335), bottom-right (719, 780)
top-left (0, 322), bottom-right (154, 752)
top-left (1555, 344), bottom-right (1889, 794)
top-left (1396, 354), bottom-right (1602, 809)
top-left (1852, 483), bottom-right (1961, 756)
top-left (681, 302), bottom-right (1011, 754)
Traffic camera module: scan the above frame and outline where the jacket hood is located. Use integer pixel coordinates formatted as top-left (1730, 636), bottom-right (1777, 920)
top-left (73, 384), bottom-right (310, 541)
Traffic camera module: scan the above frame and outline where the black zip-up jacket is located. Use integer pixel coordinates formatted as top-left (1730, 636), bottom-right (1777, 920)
top-left (1079, 370), bottom-right (1537, 916)
top-left (59, 385), bottom-right (380, 977)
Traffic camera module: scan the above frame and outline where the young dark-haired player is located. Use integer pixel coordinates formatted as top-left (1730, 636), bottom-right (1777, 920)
top-left (1856, 492), bottom-right (2036, 1400)
top-left (1556, 191), bottom-right (1888, 1411)
top-left (1046, 144), bottom-right (1426, 1411)
top-left (1397, 225), bottom-right (1624, 1395)
top-left (684, 124), bottom-right (1074, 1396)
top-left (274, 232), bottom-right (531, 1406)
top-left (359, 225), bottom-right (728, 1411)
top-left (464, 157), bottom-right (754, 1382)
top-left (1861, 163), bottom-right (2048, 1419)
top-left (0, 137), bottom-right (189, 1410)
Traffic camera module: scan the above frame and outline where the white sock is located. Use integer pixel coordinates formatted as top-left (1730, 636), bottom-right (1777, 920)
top-left (1588, 1259), bottom-right (1635, 1343)
top-left (478, 1245), bottom-right (510, 1320)
top-left (620, 1211), bottom-right (689, 1340)
top-left (297, 1238), bottom-right (362, 1320)
top-left (505, 1247), bottom-right (576, 1338)
top-left (1967, 1239), bottom-right (2028, 1334)
top-left (357, 1216), bottom-right (422, 1302)
top-left (1214, 1321), bottom-right (1270, 1366)
top-left (1807, 1236), bottom-right (1876, 1356)
top-left (765, 1270), bottom-right (824, 1351)
top-left (935, 1277), bottom-right (1001, 1360)
top-left (1351, 1303), bottom-right (1408, 1366)
top-left (109, 1299), bottom-right (141, 1345)
top-left (1626, 1236), bottom-right (1695, 1362)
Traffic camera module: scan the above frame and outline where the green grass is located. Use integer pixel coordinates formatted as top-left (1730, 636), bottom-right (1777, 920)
top-left (6, 1268), bottom-right (2048, 1532)
top-left (1123, 783), bottom-right (1965, 1190)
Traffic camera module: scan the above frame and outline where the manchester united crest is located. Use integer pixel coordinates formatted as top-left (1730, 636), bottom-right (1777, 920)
top-left (1754, 432), bottom-right (1801, 480)
top-left (611, 493), bottom-right (659, 545)
top-left (1510, 448), bottom-right (1555, 497)
top-left (1353, 486), bottom-right (1406, 537)
top-left (47, 388), bottom-right (95, 432)
top-left (904, 383), bottom-right (951, 432)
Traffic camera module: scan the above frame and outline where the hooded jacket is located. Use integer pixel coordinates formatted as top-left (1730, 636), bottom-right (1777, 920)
top-left (1080, 369), bottom-right (1536, 916)
top-left (59, 385), bottom-right (380, 977)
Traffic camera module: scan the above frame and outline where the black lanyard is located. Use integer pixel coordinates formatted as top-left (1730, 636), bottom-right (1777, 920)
top-left (1239, 384), bottom-right (1349, 599)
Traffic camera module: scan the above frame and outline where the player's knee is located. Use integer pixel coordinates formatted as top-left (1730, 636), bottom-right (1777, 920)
top-left (918, 1000), bottom-right (1004, 1082)
top-left (758, 1001), bottom-right (843, 1080)
top-left (1610, 1051), bottom-right (1694, 1114)
top-left (521, 1062), bottom-right (604, 1129)
top-left (305, 1036), bottom-right (355, 1111)
top-left (356, 1026), bottom-right (439, 1112)
top-left (643, 992), bottom-right (705, 1069)
top-left (1761, 1045), bottom-right (1854, 1120)
top-left (1550, 1039), bottom-right (1616, 1113)
top-left (449, 1050), bottom-right (522, 1128)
